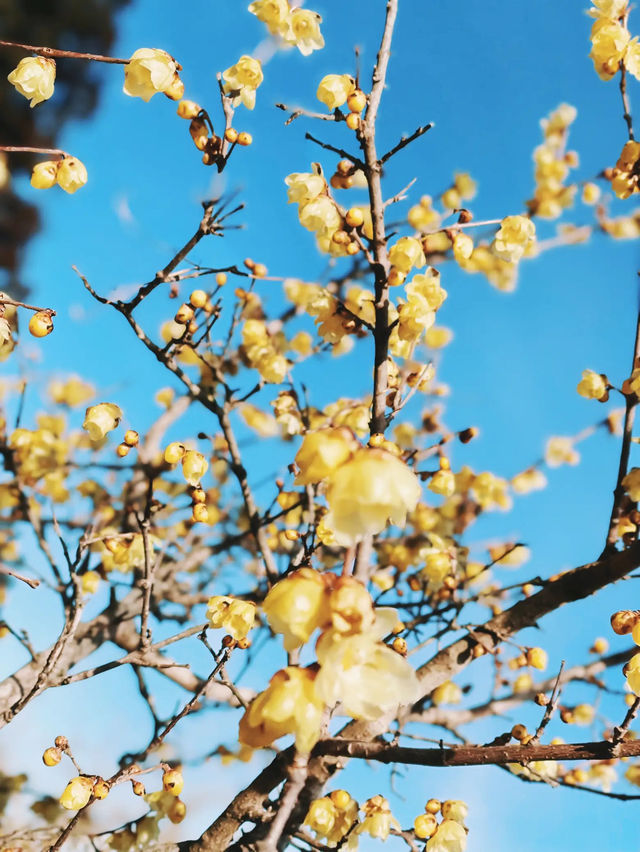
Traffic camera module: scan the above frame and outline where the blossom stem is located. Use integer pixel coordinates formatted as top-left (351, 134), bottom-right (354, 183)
top-left (0, 39), bottom-right (129, 64)
top-left (0, 145), bottom-right (68, 158)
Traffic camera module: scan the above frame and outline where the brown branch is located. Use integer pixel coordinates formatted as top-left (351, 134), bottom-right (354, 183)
top-left (0, 297), bottom-right (56, 315)
top-left (0, 145), bottom-right (69, 157)
top-left (379, 123), bottom-right (433, 165)
top-left (0, 38), bottom-right (129, 64)
top-left (256, 754), bottom-right (309, 852)
top-left (0, 564), bottom-right (39, 588)
top-left (530, 660), bottom-right (565, 744)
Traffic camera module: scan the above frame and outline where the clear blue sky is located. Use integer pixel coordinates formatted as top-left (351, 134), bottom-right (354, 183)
top-left (2, 0), bottom-right (640, 848)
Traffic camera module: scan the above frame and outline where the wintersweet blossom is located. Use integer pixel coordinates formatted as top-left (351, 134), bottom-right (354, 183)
top-left (622, 467), bottom-right (640, 501)
top-left (492, 215), bottom-right (536, 262)
top-left (626, 652), bottom-right (640, 694)
top-left (294, 427), bottom-right (358, 484)
top-left (545, 436), bottom-right (580, 467)
top-left (285, 9), bottom-right (325, 55)
top-left (314, 609), bottom-right (421, 719)
top-left (304, 793), bottom-right (359, 847)
top-left (262, 567), bottom-right (330, 650)
top-left (59, 776), bottom-right (94, 810)
top-left (316, 74), bottom-right (355, 110)
top-left (222, 55), bottom-right (263, 110)
top-left (577, 369), bottom-right (607, 400)
top-left (123, 49), bottom-right (178, 101)
top-left (329, 576), bottom-right (375, 635)
top-left (30, 161), bottom-right (58, 190)
top-left (590, 18), bottom-right (629, 80)
top-left (357, 796), bottom-right (401, 841)
top-left (181, 449), bottom-right (208, 485)
top-left (7, 56), bottom-right (56, 107)
top-left (323, 448), bottom-right (421, 545)
top-left (285, 171), bottom-right (326, 205)
top-left (207, 596), bottom-right (255, 639)
top-left (56, 157), bottom-right (88, 194)
top-left (298, 196), bottom-right (342, 235)
top-left (248, 0), bottom-right (290, 35)
top-left (82, 403), bottom-right (122, 441)
top-left (238, 666), bottom-right (324, 752)
top-left (426, 819), bottom-right (467, 852)
top-left (388, 236), bottom-right (426, 273)
top-left (589, 0), bottom-right (628, 18)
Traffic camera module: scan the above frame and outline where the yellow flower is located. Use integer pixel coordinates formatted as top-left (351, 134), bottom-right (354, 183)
top-left (452, 232), bottom-right (474, 262)
top-left (49, 377), bottom-right (94, 407)
top-left (298, 196), bottom-right (341, 236)
top-left (590, 19), bottom-right (629, 80)
top-left (285, 171), bottom-right (326, 205)
top-left (59, 776), bottom-right (94, 810)
top-left (56, 157), bottom-right (88, 194)
top-left (426, 819), bottom-right (467, 852)
top-left (8, 56), bottom-right (56, 107)
top-left (314, 610), bottom-right (420, 719)
top-left (83, 402), bottom-right (122, 441)
top-left (323, 448), bottom-right (421, 545)
top-left (492, 215), bottom-right (536, 262)
top-left (622, 467), bottom-right (640, 501)
top-left (441, 800), bottom-right (468, 825)
top-left (223, 55), bottom-right (263, 110)
top-left (329, 576), bottom-right (375, 635)
top-left (285, 9), bottom-right (325, 55)
top-left (294, 427), bottom-right (357, 484)
top-left (388, 237), bottom-right (426, 274)
top-left (545, 436), bottom-right (580, 467)
top-left (248, 0), bottom-right (290, 35)
top-left (316, 74), bottom-right (355, 110)
top-left (511, 468), bottom-right (547, 494)
top-left (181, 449), bottom-right (208, 486)
top-left (31, 160), bottom-right (59, 190)
top-left (238, 666), bottom-right (324, 752)
top-left (431, 680), bottom-right (462, 706)
top-left (577, 369), bottom-right (607, 400)
top-left (589, 0), bottom-right (628, 18)
top-left (81, 571), bottom-right (100, 595)
top-left (471, 471), bottom-right (511, 511)
top-left (123, 48), bottom-right (178, 101)
top-left (305, 793), bottom-right (358, 846)
top-left (624, 39), bottom-right (640, 80)
top-left (207, 596), bottom-right (255, 639)
top-left (357, 795), bottom-right (401, 841)
top-left (240, 403), bottom-right (279, 437)
top-left (429, 469), bottom-right (455, 497)
top-left (263, 567), bottom-right (330, 650)
top-left (454, 172), bottom-right (477, 200)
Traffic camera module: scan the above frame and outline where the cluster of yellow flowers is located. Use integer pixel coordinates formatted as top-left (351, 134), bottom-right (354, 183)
top-left (491, 215), bottom-right (536, 262)
top-left (248, 0), bottom-right (324, 55)
top-left (304, 789), bottom-right (359, 847)
top-left (242, 318), bottom-right (289, 383)
top-left (527, 104), bottom-right (578, 219)
top-left (589, 0), bottom-right (640, 81)
top-left (31, 156), bottom-right (88, 194)
top-left (396, 268), bottom-right (447, 344)
top-left (9, 421), bottom-right (68, 486)
top-left (285, 168), bottom-right (363, 257)
top-left (238, 572), bottom-right (419, 751)
top-left (414, 799), bottom-right (468, 851)
top-left (206, 596), bottom-right (256, 640)
top-left (294, 428), bottom-right (421, 544)
top-left (609, 140), bottom-right (640, 199)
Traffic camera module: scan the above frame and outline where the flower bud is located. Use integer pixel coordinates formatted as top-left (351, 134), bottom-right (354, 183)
top-left (83, 402), bottom-right (122, 441)
top-left (28, 311), bottom-right (54, 338)
top-left (60, 776), bottom-right (94, 810)
top-left (8, 56), bottom-right (56, 107)
top-left (162, 767), bottom-right (184, 796)
top-left (56, 157), bottom-right (88, 194)
top-left (31, 160), bottom-right (59, 189)
top-left (177, 99), bottom-right (201, 119)
top-left (164, 442), bottom-right (186, 464)
top-left (611, 610), bottom-right (639, 635)
top-left (43, 747), bottom-right (62, 766)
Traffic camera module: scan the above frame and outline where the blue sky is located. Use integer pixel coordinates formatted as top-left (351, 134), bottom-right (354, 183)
top-left (2, 0), bottom-right (640, 848)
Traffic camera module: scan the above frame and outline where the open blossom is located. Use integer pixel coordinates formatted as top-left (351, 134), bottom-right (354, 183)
top-left (83, 402), bottom-right (122, 441)
top-left (589, 0), bottom-right (628, 18)
top-left (181, 449), bottom-right (208, 485)
top-left (59, 776), bottom-right (94, 810)
top-left (492, 215), bottom-right (536, 262)
top-left (207, 596), bottom-right (256, 639)
top-left (294, 427), bottom-right (358, 484)
top-left (223, 55), bottom-right (263, 110)
top-left (388, 237), bottom-right (426, 274)
top-left (304, 793), bottom-right (358, 847)
top-left (357, 796), bottom-right (401, 841)
top-left (285, 9), bottom-right (325, 55)
top-left (285, 171), bottom-right (326, 205)
top-left (316, 74), bottom-right (355, 110)
top-left (323, 448), bottom-right (421, 545)
top-left (56, 157), bottom-right (88, 194)
top-left (314, 609), bottom-right (421, 719)
top-left (577, 369), bottom-right (607, 400)
top-left (123, 48), bottom-right (179, 101)
top-left (298, 196), bottom-right (342, 235)
top-left (238, 666), bottom-right (324, 752)
top-left (248, 0), bottom-right (290, 35)
top-left (589, 18), bottom-right (629, 80)
top-left (263, 567), bottom-right (330, 650)
top-left (8, 56), bottom-right (56, 107)
top-left (545, 436), bottom-right (580, 467)
top-left (426, 819), bottom-right (467, 852)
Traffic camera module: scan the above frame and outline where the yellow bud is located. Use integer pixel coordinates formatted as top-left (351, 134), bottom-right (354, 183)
top-left (31, 160), bottom-right (59, 189)
top-left (392, 636), bottom-right (408, 655)
top-left (132, 779), bottom-right (145, 796)
top-left (43, 747), bottom-right (62, 766)
top-left (164, 442), bottom-right (186, 464)
top-left (192, 503), bottom-right (209, 523)
top-left (177, 99), bottom-right (201, 119)
top-left (237, 132), bottom-right (253, 146)
top-left (284, 529), bottom-right (299, 541)
top-left (611, 610), bottom-right (639, 635)
top-left (330, 789), bottom-right (351, 809)
top-left (168, 798), bottom-right (187, 824)
top-left (81, 570), bottom-right (100, 595)
top-left (189, 289), bottom-right (207, 308)
top-left (225, 127), bottom-right (239, 143)
top-left (92, 778), bottom-right (109, 799)
top-left (345, 207), bottom-right (365, 228)
top-left (28, 311), bottom-right (54, 338)
top-left (591, 637), bottom-right (609, 655)
top-left (162, 768), bottom-right (184, 796)
top-left (216, 272), bottom-right (228, 286)
top-left (527, 647), bottom-right (548, 671)
top-left (345, 112), bottom-right (360, 130)
top-left (414, 813), bottom-right (438, 839)
top-left (124, 429), bottom-right (139, 447)
top-left (347, 89), bottom-right (367, 113)
top-left (60, 776), bottom-right (94, 810)
top-left (511, 724), bottom-right (528, 741)
top-left (425, 798), bottom-right (441, 814)
top-left (175, 302), bottom-right (194, 324)
top-left (116, 443), bottom-right (130, 458)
